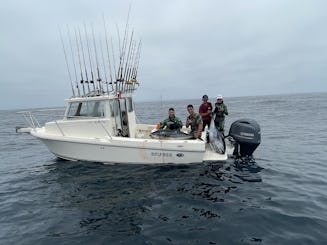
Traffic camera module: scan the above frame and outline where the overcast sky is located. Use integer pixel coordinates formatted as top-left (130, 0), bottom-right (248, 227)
top-left (1, 0), bottom-right (326, 110)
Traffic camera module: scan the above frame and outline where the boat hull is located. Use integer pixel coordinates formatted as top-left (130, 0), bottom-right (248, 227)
top-left (31, 129), bottom-right (228, 164)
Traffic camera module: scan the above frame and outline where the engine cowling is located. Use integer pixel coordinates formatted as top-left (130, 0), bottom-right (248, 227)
top-left (229, 119), bottom-right (261, 157)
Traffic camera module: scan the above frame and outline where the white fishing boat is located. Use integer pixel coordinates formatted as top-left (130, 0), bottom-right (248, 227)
top-left (17, 21), bottom-right (261, 164)
top-left (18, 94), bottom-right (227, 164)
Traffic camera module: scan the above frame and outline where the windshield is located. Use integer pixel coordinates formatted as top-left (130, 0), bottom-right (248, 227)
top-left (67, 101), bottom-right (105, 119)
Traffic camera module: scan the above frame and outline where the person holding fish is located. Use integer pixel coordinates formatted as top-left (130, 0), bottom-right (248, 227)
top-left (159, 108), bottom-right (183, 130)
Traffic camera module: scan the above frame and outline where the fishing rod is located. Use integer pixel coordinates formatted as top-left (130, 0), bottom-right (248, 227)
top-left (116, 23), bottom-right (122, 68)
top-left (134, 40), bottom-right (142, 78)
top-left (124, 40), bottom-right (133, 92)
top-left (78, 28), bottom-right (90, 94)
top-left (58, 26), bottom-right (75, 97)
top-left (126, 40), bottom-right (135, 92)
top-left (132, 40), bottom-right (142, 91)
top-left (112, 24), bottom-right (123, 92)
top-left (120, 26), bottom-right (129, 91)
top-left (111, 36), bottom-right (118, 93)
top-left (102, 15), bottom-right (114, 92)
top-left (84, 23), bottom-right (96, 92)
top-left (126, 40), bottom-right (137, 92)
top-left (130, 41), bottom-right (141, 92)
top-left (116, 24), bottom-right (124, 93)
top-left (91, 24), bottom-right (102, 93)
top-left (67, 25), bottom-right (80, 97)
top-left (99, 34), bottom-right (109, 94)
top-left (74, 28), bottom-right (86, 96)
top-left (123, 30), bottom-right (134, 92)
top-left (131, 41), bottom-right (139, 80)
top-left (126, 40), bottom-right (136, 93)
top-left (117, 5), bottom-right (131, 93)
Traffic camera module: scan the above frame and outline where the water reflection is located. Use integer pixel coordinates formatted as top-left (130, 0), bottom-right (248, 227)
top-left (43, 158), bottom-right (264, 240)
top-left (45, 160), bottom-right (159, 236)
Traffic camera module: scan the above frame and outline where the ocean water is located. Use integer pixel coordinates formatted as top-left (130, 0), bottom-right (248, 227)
top-left (1, 92), bottom-right (327, 244)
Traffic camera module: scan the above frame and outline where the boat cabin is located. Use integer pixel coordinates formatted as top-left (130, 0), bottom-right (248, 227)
top-left (43, 93), bottom-right (139, 139)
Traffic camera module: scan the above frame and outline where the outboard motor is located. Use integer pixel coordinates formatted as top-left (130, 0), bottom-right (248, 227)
top-left (229, 119), bottom-right (261, 157)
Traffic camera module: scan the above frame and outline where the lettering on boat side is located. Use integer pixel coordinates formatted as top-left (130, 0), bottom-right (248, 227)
top-left (151, 152), bottom-right (173, 157)
top-left (176, 153), bottom-right (184, 157)
top-left (138, 129), bottom-right (148, 133)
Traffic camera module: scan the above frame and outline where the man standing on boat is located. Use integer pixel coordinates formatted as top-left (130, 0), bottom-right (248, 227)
top-left (159, 108), bottom-right (183, 130)
top-left (186, 104), bottom-right (203, 139)
top-left (213, 95), bottom-right (228, 133)
top-left (199, 94), bottom-right (213, 130)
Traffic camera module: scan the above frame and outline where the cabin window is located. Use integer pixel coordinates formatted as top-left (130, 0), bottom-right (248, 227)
top-left (67, 101), bottom-right (105, 118)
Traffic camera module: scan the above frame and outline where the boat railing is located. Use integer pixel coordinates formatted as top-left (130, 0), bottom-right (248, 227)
top-left (18, 109), bottom-right (113, 139)
top-left (17, 108), bottom-right (65, 129)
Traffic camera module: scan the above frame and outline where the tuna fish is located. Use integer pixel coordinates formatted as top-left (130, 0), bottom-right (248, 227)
top-left (208, 117), bottom-right (226, 154)
top-left (150, 129), bottom-right (193, 140)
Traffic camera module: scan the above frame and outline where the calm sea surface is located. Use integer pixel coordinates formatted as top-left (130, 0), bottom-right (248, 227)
top-left (1, 92), bottom-right (327, 244)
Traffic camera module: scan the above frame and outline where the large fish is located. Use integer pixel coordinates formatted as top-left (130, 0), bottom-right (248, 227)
top-left (150, 129), bottom-right (193, 140)
top-left (208, 116), bottom-right (226, 154)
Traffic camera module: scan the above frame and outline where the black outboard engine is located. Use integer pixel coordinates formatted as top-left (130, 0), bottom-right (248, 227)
top-left (229, 119), bottom-right (261, 157)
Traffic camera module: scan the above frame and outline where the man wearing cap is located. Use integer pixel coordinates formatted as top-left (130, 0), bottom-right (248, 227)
top-left (213, 95), bottom-right (228, 133)
top-left (199, 95), bottom-right (213, 131)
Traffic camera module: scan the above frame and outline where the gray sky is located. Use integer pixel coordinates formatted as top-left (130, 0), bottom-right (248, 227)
top-left (1, 0), bottom-right (326, 110)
